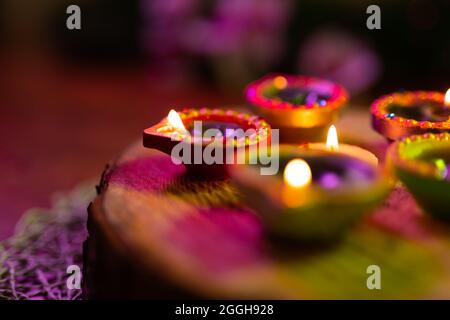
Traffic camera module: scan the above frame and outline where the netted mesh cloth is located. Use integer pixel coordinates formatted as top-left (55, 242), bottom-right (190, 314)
top-left (0, 182), bottom-right (95, 300)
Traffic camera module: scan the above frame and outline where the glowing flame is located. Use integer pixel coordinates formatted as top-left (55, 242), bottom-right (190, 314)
top-left (445, 89), bottom-right (450, 106)
top-left (167, 109), bottom-right (187, 132)
top-left (283, 159), bottom-right (312, 188)
top-left (273, 76), bottom-right (287, 90)
top-left (326, 125), bottom-right (339, 151)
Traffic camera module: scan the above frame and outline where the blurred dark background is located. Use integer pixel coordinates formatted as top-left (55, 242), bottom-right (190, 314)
top-left (1, 0), bottom-right (449, 239)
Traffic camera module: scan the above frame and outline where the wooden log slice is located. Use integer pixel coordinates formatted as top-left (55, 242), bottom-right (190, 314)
top-left (83, 122), bottom-right (450, 299)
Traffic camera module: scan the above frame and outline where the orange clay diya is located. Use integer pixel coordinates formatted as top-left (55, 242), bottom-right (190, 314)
top-left (143, 108), bottom-right (271, 179)
top-left (371, 90), bottom-right (450, 141)
top-left (245, 74), bottom-right (348, 143)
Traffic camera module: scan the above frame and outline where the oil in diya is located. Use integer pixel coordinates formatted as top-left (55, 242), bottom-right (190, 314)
top-left (371, 89), bottom-right (450, 141)
top-left (228, 127), bottom-right (390, 243)
top-left (143, 108), bottom-right (272, 179)
top-left (387, 132), bottom-right (450, 221)
top-left (245, 74), bottom-right (348, 143)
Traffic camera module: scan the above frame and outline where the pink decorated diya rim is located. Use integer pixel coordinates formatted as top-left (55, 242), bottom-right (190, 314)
top-left (144, 108), bottom-right (271, 148)
top-left (388, 132), bottom-right (450, 179)
top-left (371, 91), bottom-right (450, 130)
top-left (244, 74), bottom-right (348, 111)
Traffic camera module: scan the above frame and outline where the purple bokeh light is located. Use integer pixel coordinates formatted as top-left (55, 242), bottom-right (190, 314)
top-left (318, 172), bottom-right (341, 189)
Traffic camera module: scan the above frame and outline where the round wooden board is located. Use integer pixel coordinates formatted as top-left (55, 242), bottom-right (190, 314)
top-left (84, 111), bottom-right (450, 299)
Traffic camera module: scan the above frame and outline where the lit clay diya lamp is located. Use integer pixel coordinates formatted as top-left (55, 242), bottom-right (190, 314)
top-left (371, 90), bottom-right (450, 141)
top-left (143, 108), bottom-right (271, 179)
top-left (245, 74), bottom-right (348, 143)
top-left (304, 125), bottom-right (379, 167)
top-left (229, 128), bottom-right (390, 243)
top-left (387, 132), bottom-right (450, 221)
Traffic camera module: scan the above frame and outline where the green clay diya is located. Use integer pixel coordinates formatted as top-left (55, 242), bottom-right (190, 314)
top-left (229, 145), bottom-right (390, 242)
top-left (387, 132), bottom-right (450, 221)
